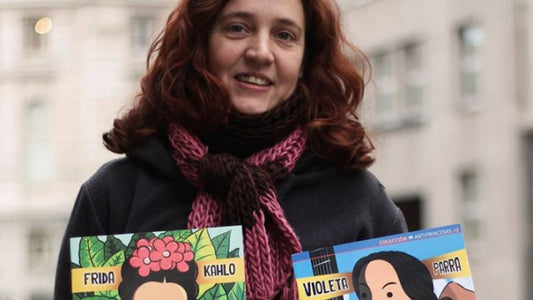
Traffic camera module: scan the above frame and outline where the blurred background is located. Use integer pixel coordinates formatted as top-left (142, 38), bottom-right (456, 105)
top-left (0, 0), bottom-right (531, 299)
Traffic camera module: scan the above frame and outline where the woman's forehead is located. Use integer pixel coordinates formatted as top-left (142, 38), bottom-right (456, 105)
top-left (216, 0), bottom-right (305, 28)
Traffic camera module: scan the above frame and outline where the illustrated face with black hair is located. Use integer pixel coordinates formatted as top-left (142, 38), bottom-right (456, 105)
top-left (118, 237), bottom-right (198, 300)
top-left (357, 259), bottom-right (411, 300)
top-left (352, 251), bottom-right (438, 300)
top-left (132, 278), bottom-right (189, 300)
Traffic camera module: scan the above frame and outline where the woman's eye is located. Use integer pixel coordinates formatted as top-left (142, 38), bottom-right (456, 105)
top-left (227, 24), bottom-right (245, 33)
top-left (277, 31), bottom-right (295, 41)
top-left (387, 292), bottom-right (393, 298)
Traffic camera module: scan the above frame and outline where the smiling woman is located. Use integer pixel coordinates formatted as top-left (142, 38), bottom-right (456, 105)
top-left (207, 0), bottom-right (305, 114)
top-left (55, 1), bottom-right (407, 299)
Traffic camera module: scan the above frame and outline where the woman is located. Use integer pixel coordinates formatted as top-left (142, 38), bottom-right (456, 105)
top-left (55, 0), bottom-right (407, 299)
top-left (352, 251), bottom-right (438, 300)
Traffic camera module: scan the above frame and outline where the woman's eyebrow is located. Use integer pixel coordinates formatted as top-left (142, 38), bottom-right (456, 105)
top-left (216, 11), bottom-right (254, 23)
top-left (216, 11), bottom-right (303, 33)
top-left (274, 18), bottom-right (304, 33)
top-left (382, 282), bottom-right (398, 289)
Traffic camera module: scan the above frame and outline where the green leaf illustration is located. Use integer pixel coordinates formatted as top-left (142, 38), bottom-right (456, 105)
top-left (160, 229), bottom-right (193, 241)
top-left (228, 248), bottom-right (240, 258)
top-left (186, 229), bottom-right (217, 298)
top-left (212, 231), bottom-right (231, 259)
top-left (198, 282), bottom-right (217, 299)
top-left (103, 250), bottom-right (125, 267)
top-left (104, 235), bottom-right (126, 262)
top-left (73, 292), bottom-right (93, 299)
top-left (94, 289), bottom-right (119, 299)
top-left (125, 232), bottom-right (155, 257)
top-left (79, 236), bottom-right (105, 268)
top-left (159, 231), bottom-right (171, 239)
top-left (186, 229), bottom-right (217, 261)
top-left (200, 283), bottom-right (228, 300)
top-left (227, 281), bottom-right (246, 300)
top-left (222, 283), bottom-right (234, 295)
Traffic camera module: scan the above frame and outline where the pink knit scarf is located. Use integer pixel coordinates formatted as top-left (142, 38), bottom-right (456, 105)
top-left (168, 123), bottom-right (307, 299)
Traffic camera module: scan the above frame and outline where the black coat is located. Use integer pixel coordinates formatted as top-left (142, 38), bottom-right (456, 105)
top-left (54, 136), bottom-right (407, 298)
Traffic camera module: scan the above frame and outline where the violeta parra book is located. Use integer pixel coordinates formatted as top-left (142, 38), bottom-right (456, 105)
top-left (70, 225), bottom-right (246, 300)
top-left (292, 224), bottom-right (476, 300)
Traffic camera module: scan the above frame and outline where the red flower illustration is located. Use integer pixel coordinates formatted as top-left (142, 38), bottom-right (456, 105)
top-left (176, 242), bottom-right (194, 272)
top-left (129, 236), bottom-right (195, 276)
top-left (129, 245), bottom-right (161, 277)
top-left (150, 238), bottom-right (183, 270)
top-left (136, 238), bottom-right (154, 249)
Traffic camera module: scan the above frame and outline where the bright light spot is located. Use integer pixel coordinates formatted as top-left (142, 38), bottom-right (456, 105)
top-left (35, 17), bottom-right (52, 35)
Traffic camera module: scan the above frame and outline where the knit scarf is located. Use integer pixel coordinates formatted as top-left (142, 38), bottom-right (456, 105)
top-left (168, 107), bottom-right (307, 299)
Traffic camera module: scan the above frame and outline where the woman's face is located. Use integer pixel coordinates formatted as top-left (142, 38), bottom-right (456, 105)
top-left (357, 260), bottom-right (411, 300)
top-left (208, 0), bottom-right (305, 114)
top-left (133, 280), bottom-right (188, 300)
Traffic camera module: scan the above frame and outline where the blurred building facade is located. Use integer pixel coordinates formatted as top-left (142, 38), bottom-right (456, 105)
top-left (0, 0), bottom-right (174, 298)
top-left (337, 0), bottom-right (533, 299)
top-left (0, 0), bottom-right (532, 299)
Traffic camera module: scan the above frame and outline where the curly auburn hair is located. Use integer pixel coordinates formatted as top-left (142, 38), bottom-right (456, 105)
top-left (103, 0), bottom-right (374, 169)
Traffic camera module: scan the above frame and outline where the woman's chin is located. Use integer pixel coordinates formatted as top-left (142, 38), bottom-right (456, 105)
top-left (231, 102), bottom-right (270, 115)
top-left (230, 97), bottom-right (283, 115)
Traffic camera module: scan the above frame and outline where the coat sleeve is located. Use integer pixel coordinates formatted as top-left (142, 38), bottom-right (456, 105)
top-left (54, 183), bottom-right (108, 299)
top-left (374, 181), bottom-right (408, 236)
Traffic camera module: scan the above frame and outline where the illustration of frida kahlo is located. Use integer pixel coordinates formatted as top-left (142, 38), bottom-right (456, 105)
top-left (352, 251), bottom-right (475, 300)
top-left (118, 236), bottom-right (198, 300)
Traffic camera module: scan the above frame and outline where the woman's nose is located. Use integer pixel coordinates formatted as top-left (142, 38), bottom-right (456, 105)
top-left (244, 33), bottom-right (274, 65)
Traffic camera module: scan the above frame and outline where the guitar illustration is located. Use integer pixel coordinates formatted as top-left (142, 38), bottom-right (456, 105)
top-left (309, 247), bottom-right (346, 300)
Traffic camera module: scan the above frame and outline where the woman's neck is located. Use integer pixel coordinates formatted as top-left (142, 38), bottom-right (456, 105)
top-left (200, 96), bottom-right (305, 158)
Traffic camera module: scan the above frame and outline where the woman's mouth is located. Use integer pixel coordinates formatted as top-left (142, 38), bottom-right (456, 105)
top-left (235, 74), bottom-right (272, 86)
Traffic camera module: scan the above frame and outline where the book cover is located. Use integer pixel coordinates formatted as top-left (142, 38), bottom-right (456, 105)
top-left (292, 224), bottom-right (476, 300)
top-left (70, 225), bottom-right (246, 300)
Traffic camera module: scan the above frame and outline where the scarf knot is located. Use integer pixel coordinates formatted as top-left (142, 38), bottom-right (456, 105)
top-left (198, 153), bottom-right (265, 228)
top-left (169, 123), bottom-right (307, 300)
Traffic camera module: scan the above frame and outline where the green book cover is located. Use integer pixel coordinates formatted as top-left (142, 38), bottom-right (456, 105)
top-left (70, 225), bottom-right (245, 300)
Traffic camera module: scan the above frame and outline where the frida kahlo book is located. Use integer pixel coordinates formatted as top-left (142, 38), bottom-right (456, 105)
top-left (292, 224), bottom-right (476, 300)
top-left (70, 225), bottom-right (246, 300)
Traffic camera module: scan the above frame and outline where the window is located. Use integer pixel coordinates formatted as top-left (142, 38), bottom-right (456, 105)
top-left (25, 100), bottom-right (54, 182)
top-left (373, 51), bottom-right (399, 126)
top-left (28, 228), bottom-right (52, 271)
top-left (526, 132), bottom-right (533, 298)
top-left (131, 15), bottom-right (156, 55)
top-left (460, 171), bottom-right (481, 240)
top-left (394, 196), bottom-right (422, 231)
top-left (23, 16), bottom-right (52, 54)
top-left (369, 42), bottom-right (425, 130)
top-left (458, 24), bottom-right (484, 110)
top-left (403, 43), bottom-right (424, 122)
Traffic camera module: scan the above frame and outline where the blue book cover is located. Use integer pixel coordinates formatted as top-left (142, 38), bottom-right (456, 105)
top-left (292, 224), bottom-right (476, 300)
top-left (70, 225), bottom-right (246, 300)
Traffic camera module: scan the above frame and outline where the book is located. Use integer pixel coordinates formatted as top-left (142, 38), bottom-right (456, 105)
top-left (70, 225), bottom-right (246, 300)
top-left (291, 224), bottom-right (476, 300)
